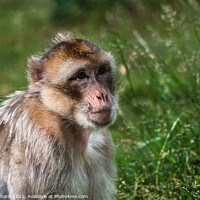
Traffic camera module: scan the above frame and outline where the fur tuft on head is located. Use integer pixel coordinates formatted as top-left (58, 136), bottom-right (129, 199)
top-left (52, 31), bottom-right (74, 44)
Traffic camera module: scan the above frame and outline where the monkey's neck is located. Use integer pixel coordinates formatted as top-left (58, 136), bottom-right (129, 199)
top-left (60, 118), bottom-right (91, 150)
top-left (26, 95), bottom-right (91, 151)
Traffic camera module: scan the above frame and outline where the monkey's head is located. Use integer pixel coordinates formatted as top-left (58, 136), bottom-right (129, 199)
top-left (28, 38), bottom-right (117, 129)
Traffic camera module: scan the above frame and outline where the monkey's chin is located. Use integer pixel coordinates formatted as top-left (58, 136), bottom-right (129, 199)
top-left (87, 110), bottom-right (112, 126)
top-left (75, 110), bottom-right (116, 129)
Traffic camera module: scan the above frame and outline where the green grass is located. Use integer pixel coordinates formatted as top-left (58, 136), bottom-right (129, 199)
top-left (110, 2), bottom-right (200, 199)
top-left (0, 0), bottom-right (200, 199)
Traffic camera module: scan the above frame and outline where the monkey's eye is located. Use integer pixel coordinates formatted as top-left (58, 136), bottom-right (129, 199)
top-left (98, 66), bottom-right (107, 75)
top-left (76, 71), bottom-right (87, 80)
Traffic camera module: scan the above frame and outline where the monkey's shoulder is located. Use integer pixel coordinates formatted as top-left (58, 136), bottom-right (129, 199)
top-left (0, 90), bottom-right (39, 135)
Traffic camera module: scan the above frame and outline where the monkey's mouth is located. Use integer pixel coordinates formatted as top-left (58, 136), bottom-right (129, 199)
top-left (87, 109), bottom-right (113, 126)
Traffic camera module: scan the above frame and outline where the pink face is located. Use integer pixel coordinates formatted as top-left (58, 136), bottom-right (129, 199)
top-left (67, 61), bottom-right (117, 128)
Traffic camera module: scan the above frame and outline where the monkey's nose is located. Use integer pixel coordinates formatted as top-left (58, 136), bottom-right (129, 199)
top-left (96, 93), bottom-right (108, 103)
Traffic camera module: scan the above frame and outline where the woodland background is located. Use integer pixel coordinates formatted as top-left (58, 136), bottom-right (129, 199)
top-left (0, 0), bottom-right (200, 199)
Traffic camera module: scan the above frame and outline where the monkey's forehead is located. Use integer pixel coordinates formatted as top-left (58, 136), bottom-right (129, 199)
top-left (44, 54), bottom-right (115, 84)
top-left (42, 39), bottom-right (101, 61)
top-left (60, 59), bottom-right (111, 74)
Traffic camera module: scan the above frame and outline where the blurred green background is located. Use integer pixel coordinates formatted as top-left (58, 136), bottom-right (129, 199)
top-left (0, 0), bottom-right (200, 199)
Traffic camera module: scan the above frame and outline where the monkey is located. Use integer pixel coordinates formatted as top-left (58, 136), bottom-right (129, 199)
top-left (0, 34), bottom-right (117, 200)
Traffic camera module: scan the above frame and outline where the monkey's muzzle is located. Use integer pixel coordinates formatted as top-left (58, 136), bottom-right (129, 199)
top-left (87, 108), bottom-right (113, 126)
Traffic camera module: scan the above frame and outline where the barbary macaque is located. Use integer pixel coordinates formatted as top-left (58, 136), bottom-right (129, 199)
top-left (0, 34), bottom-right (117, 200)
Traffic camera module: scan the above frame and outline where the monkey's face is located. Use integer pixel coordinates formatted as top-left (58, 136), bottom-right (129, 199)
top-left (30, 39), bottom-right (117, 129)
top-left (69, 60), bottom-right (117, 128)
top-left (43, 59), bottom-right (117, 129)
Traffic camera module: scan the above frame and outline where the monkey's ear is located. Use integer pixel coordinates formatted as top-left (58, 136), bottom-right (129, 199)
top-left (28, 58), bottom-right (43, 84)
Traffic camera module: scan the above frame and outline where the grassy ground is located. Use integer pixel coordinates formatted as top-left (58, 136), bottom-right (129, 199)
top-left (111, 3), bottom-right (200, 199)
top-left (0, 0), bottom-right (199, 199)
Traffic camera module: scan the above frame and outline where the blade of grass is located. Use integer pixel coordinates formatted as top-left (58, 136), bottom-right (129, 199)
top-left (155, 117), bottom-right (180, 186)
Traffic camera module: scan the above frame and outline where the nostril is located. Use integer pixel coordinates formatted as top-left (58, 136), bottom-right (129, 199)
top-left (96, 95), bottom-right (102, 100)
top-left (105, 95), bottom-right (108, 101)
top-left (101, 93), bottom-right (105, 102)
